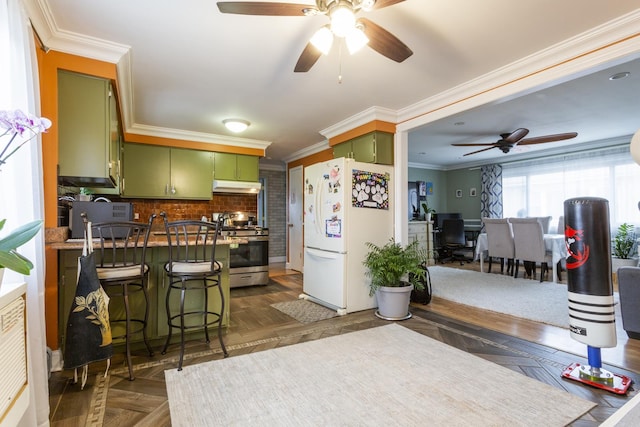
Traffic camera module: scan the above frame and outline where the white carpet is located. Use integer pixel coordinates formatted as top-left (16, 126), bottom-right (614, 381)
top-left (165, 324), bottom-right (595, 426)
top-left (428, 266), bottom-right (576, 328)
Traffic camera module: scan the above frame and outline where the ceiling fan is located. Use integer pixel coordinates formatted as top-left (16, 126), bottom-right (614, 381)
top-left (216, 1), bottom-right (413, 72)
top-left (452, 128), bottom-right (578, 156)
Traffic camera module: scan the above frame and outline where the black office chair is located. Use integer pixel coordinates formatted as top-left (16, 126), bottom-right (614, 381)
top-left (439, 218), bottom-right (467, 265)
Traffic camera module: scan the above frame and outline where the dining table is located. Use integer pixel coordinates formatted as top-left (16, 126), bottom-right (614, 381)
top-left (474, 233), bottom-right (567, 283)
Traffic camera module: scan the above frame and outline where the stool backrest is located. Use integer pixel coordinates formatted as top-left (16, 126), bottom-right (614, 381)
top-left (161, 213), bottom-right (224, 274)
top-left (91, 214), bottom-right (156, 275)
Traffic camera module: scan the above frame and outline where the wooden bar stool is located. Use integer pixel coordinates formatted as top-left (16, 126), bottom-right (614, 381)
top-left (91, 213), bottom-right (156, 380)
top-left (160, 212), bottom-right (228, 370)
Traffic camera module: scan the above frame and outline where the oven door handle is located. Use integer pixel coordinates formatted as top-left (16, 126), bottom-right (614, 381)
top-left (240, 236), bottom-right (269, 242)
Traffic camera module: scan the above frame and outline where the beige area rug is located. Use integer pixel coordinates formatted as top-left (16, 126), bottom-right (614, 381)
top-left (165, 323), bottom-right (595, 426)
top-left (271, 299), bottom-right (338, 323)
top-left (429, 266), bottom-right (620, 328)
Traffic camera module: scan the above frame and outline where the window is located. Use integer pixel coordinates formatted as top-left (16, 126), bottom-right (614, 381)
top-left (502, 146), bottom-right (640, 231)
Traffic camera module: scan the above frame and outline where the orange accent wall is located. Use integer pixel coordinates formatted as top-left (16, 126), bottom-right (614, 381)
top-left (38, 50), bottom-right (117, 350)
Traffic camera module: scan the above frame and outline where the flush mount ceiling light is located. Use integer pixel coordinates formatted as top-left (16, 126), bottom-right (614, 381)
top-left (223, 119), bottom-right (250, 133)
top-left (609, 72), bottom-right (630, 81)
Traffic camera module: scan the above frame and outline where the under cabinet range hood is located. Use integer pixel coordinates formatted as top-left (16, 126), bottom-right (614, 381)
top-left (212, 180), bottom-right (261, 194)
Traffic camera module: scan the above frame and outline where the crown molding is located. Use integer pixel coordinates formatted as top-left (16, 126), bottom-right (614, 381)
top-left (282, 139), bottom-right (330, 163)
top-left (319, 106), bottom-right (398, 140)
top-left (396, 9), bottom-right (640, 132)
top-left (127, 123), bottom-right (271, 150)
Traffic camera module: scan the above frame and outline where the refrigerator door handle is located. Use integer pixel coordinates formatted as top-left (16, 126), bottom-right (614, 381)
top-left (305, 247), bottom-right (342, 259)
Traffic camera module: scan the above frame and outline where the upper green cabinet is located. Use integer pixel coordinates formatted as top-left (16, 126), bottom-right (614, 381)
top-left (333, 131), bottom-right (394, 165)
top-left (122, 143), bottom-right (213, 199)
top-left (58, 70), bottom-right (121, 188)
top-left (213, 153), bottom-right (259, 181)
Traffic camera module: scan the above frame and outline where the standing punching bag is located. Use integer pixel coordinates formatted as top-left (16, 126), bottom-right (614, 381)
top-left (561, 197), bottom-right (631, 394)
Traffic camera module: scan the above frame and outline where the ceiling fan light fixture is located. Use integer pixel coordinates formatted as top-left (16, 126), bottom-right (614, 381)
top-left (345, 26), bottom-right (369, 54)
top-left (310, 26), bottom-right (334, 55)
top-left (330, 4), bottom-right (356, 37)
top-left (223, 119), bottom-right (250, 133)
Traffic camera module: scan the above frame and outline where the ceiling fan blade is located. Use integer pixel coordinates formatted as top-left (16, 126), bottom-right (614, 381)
top-left (463, 146), bottom-right (497, 156)
top-left (518, 132), bottom-right (578, 145)
top-left (358, 18), bottom-right (413, 63)
top-left (503, 128), bottom-right (529, 143)
top-left (294, 42), bottom-right (323, 72)
top-left (371, 0), bottom-right (406, 10)
top-left (452, 143), bottom-right (498, 147)
top-left (217, 2), bottom-right (310, 16)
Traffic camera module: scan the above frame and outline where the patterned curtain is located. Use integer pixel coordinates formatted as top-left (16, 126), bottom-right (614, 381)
top-left (480, 164), bottom-right (503, 219)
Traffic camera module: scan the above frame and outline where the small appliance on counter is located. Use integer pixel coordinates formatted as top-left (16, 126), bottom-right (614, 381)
top-left (69, 201), bottom-right (133, 238)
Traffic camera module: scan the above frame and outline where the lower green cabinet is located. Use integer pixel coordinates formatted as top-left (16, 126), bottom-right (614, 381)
top-left (57, 245), bottom-right (230, 352)
top-left (155, 246), bottom-right (230, 338)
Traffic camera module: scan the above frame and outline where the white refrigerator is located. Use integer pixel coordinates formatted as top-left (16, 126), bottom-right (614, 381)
top-left (303, 157), bottom-right (394, 314)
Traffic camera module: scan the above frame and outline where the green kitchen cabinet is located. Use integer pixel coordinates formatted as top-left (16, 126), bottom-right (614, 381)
top-left (122, 143), bottom-right (213, 199)
top-left (57, 244), bottom-right (230, 352)
top-left (213, 152), bottom-right (259, 181)
top-left (333, 131), bottom-right (394, 165)
top-left (58, 70), bottom-right (121, 189)
top-left (155, 246), bottom-right (230, 338)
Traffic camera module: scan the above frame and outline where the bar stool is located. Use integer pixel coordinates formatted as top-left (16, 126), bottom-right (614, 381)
top-left (160, 212), bottom-right (228, 370)
top-left (91, 213), bottom-right (156, 381)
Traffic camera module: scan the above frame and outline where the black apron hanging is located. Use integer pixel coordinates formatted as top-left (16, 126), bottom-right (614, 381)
top-left (63, 220), bottom-right (112, 389)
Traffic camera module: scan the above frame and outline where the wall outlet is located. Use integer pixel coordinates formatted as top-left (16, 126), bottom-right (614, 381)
top-left (134, 212), bottom-right (140, 220)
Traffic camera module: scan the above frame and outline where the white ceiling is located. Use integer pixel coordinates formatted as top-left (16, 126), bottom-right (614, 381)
top-left (26, 1), bottom-right (640, 169)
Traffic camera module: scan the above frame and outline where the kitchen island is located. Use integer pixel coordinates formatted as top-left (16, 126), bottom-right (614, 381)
top-left (48, 232), bottom-right (242, 358)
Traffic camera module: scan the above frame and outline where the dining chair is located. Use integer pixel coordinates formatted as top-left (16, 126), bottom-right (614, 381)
top-left (91, 213), bottom-right (156, 381)
top-left (535, 216), bottom-right (552, 234)
top-left (439, 218), bottom-right (467, 265)
top-left (482, 218), bottom-right (515, 275)
top-left (509, 217), bottom-right (553, 282)
top-left (160, 212), bottom-right (228, 371)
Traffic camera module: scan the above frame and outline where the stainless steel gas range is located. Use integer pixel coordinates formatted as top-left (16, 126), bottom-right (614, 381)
top-left (219, 226), bottom-right (269, 288)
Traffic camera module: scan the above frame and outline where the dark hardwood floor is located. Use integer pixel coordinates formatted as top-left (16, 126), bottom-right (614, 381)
top-left (48, 261), bottom-right (640, 426)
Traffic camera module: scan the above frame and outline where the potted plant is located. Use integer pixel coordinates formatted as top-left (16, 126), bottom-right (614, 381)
top-left (421, 202), bottom-right (436, 222)
top-left (363, 238), bottom-right (427, 320)
top-left (612, 223), bottom-right (637, 273)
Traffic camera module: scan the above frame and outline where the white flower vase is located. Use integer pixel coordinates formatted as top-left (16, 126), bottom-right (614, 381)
top-left (426, 213), bottom-right (432, 222)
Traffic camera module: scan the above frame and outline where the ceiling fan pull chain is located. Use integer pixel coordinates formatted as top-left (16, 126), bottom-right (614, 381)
top-left (338, 42), bottom-right (343, 84)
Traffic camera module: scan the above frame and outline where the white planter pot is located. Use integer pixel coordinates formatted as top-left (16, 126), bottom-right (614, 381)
top-left (612, 257), bottom-right (637, 275)
top-left (375, 283), bottom-right (413, 320)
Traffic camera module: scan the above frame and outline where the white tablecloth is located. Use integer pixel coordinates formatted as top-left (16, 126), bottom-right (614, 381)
top-left (474, 233), bottom-right (567, 283)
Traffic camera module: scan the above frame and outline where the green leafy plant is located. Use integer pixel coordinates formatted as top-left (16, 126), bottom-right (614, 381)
top-left (613, 223), bottom-right (636, 259)
top-left (363, 238), bottom-right (427, 296)
top-left (421, 202), bottom-right (435, 216)
top-left (0, 219), bottom-right (43, 274)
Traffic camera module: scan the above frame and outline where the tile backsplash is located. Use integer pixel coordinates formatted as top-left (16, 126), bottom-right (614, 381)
top-left (109, 194), bottom-right (257, 228)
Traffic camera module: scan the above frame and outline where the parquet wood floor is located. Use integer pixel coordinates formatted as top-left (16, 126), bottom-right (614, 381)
top-left (48, 262), bottom-right (640, 426)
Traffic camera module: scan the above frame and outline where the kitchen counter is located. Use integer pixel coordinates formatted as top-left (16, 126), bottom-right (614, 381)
top-left (48, 227), bottom-right (240, 356)
top-left (46, 231), bottom-right (246, 250)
